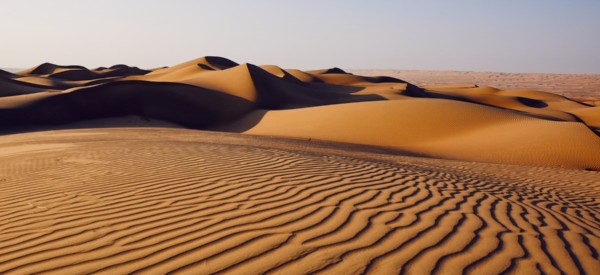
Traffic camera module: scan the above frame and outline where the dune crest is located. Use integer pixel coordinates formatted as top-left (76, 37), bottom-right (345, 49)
top-left (1, 56), bottom-right (599, 169)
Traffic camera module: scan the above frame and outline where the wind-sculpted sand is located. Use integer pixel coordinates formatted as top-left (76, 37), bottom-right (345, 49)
top-left (1, 57), bottom-right (599, 274)
top-left (0, 128), bottom-right (598, 274)
top-left (1, 56), bottom-right (599, 169)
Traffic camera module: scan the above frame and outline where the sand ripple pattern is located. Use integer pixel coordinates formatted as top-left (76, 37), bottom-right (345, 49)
top-left (0, 130), bottom-right (598, 274)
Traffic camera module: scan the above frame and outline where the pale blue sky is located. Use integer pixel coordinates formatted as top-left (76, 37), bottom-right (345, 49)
top-left (1, 0), bottom-right (599, 73)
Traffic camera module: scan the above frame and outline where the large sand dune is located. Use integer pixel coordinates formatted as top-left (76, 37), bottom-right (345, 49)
top-left (0, 129), bottom-right (598, 274)
top-left (1, 56), bottom-right (598, 169)
top-left (1, 57), bottom-right (599, 274)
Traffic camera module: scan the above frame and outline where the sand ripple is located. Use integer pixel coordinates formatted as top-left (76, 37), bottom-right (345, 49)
top-left (0, 129), bottom-right (597, 274)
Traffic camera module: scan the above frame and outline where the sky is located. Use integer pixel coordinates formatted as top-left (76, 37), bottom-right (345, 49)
top-left (1, 0), bottom-right (599, 73)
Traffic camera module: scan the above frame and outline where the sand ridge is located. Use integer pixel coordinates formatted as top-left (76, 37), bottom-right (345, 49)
top-left (0, 128), bottom-right (598, 274)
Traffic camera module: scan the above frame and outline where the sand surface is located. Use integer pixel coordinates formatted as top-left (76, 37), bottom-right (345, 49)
top-left (0, 128), bottom-right (598, 274)
top-left (1, 57), bottom-right (599, 169)
top-left (1, 57), bottom-right (600, 274)
top-left (350, 70), bottom-right (600, 99)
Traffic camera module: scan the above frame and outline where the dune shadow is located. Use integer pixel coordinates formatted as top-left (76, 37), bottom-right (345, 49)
top-left (213, 110), bottom-right (269, 133)
top-left (204, 56), bottom-right (240, 70)
top-left (246, 64), bottom-right (387, 109)
top-left (515, 97), bottom-right (548, 108)
top-left (0, 81), bottom-right (254, 130)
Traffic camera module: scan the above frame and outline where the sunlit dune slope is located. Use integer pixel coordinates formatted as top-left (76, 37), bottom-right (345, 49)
top-left (220, 99), bottom-right (600, 169)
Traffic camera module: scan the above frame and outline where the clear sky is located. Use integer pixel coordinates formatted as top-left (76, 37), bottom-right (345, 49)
top-left (1, 0), bottom-right (599, 73)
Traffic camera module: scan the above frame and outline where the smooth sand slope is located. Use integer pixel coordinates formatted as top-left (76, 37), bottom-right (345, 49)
top-left (1, 56), bottom-right (599, 169)
top-left (0, 128), bottom-right (598, 274)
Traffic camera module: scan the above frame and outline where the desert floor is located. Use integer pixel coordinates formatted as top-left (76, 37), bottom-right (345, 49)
top-left (0, 128), bottom-right (598, 274)
top-left (1, 57), bottom-right (599, 274)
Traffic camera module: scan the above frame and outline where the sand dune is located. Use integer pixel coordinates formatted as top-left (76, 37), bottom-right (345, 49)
top-left (1, 56), bottom-right (599, 273)
top-left (17, 63), bottom-right (149, 81)
top-left (1, 56), bottom-right (599, 169)
top-left (220, 99), bottom-right (600, 169)
top-left (0, 128), bottom-right (598, 274)
top-left (351, 70), bottom-right (600, 99)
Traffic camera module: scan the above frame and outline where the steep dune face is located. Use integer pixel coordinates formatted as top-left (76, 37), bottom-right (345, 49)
top-left (1, 56), bottom-right (599, 169)
top-left (0, 128), bottom-right (598, 274)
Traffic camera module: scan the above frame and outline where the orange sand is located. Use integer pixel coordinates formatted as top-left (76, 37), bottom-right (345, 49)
top-left (0, 128), bottom-right (598, 274)
top-left (1, 57), bottom-right (599, 274)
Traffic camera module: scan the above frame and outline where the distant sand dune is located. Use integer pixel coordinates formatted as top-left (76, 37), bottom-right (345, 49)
top-left (350, 70), bottom-right (600, 99)
top-left (1, 56), bottom-right (599, 169)
top-left (0, 129), bottom-right (597, 274)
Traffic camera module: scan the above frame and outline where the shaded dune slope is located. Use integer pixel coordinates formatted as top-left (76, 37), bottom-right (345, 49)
top-left (1, 56), bottom-right (599, 169)
top-left (0, 128), bottom-right (597, 274)
top-left (0, 76), bottom-right (49, 97)
top-left (0, 69), bottom-right (16, 78)
top-left (0, 81), bottom-right (252, 128)
top-left (18, 62), bottom-right (149, 81)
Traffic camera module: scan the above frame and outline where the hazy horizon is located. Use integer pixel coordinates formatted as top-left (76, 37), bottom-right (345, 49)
top-left (2, 0), bottom-right (599, 73)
